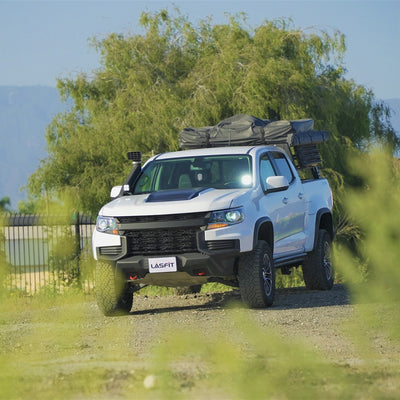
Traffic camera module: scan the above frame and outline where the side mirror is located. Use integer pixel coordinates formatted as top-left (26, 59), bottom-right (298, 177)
top-left (266, 176), bottom-right (289, 192)
top-left (110, 186), bottom-right (122, 198)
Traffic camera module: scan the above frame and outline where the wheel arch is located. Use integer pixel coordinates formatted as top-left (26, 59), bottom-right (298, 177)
top-left (253, 217), bottom-right (274, 253)
top-left (315, 208), bottom-right (334, 244)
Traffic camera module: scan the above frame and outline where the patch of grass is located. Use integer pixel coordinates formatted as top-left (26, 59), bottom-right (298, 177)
top-left (137, 282), bottom-right (233, 297)
top-left (275, 266), bottom-right (305, 288)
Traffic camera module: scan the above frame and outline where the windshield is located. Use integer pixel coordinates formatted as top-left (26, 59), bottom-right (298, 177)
top-left (133, 155), bottom-right (252, 194)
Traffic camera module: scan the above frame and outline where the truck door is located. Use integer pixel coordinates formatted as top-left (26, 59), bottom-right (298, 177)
top-left (260, 152), bottom-right (307, 256)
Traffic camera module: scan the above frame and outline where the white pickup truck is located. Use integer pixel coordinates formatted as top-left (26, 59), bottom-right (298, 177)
top-left (92, 115), bottom-right (334, 315)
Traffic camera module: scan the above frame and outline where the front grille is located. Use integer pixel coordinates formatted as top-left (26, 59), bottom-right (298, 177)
top-left (116, 212), bottom-right (209, 224)
top-left (125, 228), bottom-right (198, 255)
top-left (119, 212), bottom-right (209, 256)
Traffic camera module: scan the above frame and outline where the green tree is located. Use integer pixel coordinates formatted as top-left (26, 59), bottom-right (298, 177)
top-left (17, 199), bottom-right (38, 215)
top-left (27, 9), bottom-right (398, 216)
top-left (0, 197), bottom-right (11, 213)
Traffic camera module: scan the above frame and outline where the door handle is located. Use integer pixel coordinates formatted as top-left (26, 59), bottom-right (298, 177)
top-left (282, 197), bottom-right (289, 204)
top-left (298, 192), bottom-right (304, 199)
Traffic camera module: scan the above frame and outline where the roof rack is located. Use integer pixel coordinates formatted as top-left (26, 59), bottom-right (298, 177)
top-left (179, 114), bottom-right (328, 168)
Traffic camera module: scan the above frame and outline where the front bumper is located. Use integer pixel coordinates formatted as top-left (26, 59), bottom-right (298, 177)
top-left (93, 211), bottom-right (242, 285)
top-left (114, 246), bottom-right (239, 285)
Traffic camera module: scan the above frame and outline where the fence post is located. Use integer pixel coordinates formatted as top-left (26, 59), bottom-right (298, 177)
top-left (73, 213), bottom-right (82, 287)
top-left (74, 212), bottom-right (81, 257)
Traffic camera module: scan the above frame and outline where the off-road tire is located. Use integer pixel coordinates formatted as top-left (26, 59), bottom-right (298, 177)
top-left (95, 262), bottom-right (133, 316)
top-left (238, 240), bottom-right (275, 308)
top-left (302, 229), bottom-right (334, 290)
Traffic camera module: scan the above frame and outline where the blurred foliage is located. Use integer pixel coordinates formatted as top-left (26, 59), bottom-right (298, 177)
top-left (333, 149), bottom-right (400, 343)
top-left (25, 9), bottom-right (397, 216)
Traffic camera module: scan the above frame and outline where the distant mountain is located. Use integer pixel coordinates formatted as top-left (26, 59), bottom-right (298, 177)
top-left (0, 86), bottom-right (69, 209)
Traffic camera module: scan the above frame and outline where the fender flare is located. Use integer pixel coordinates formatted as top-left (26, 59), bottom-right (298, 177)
top-left (253, 217), bottom-right (274, 252)
top-left (314, 208), bottom-right (334, 248)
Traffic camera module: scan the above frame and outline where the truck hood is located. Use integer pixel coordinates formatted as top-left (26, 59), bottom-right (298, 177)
top-left (99, 187), bottom-right (250, 217)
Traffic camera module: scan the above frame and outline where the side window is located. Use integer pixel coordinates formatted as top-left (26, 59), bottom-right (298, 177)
top-left (260, 154), bottom-right (276, 191)
top-left (271, 152), bottom-right (294, 183)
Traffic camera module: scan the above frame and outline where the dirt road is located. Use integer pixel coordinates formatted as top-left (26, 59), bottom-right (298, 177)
top-left (125, 284), bottom-right (355, 362)
top-left (1, 284), bottom-right (399, 399)
top-left (77, 284), bottom-right (396, 365)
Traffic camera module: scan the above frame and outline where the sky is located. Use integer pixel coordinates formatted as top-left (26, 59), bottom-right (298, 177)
top-left (0, 0), bottom-right (399, 100)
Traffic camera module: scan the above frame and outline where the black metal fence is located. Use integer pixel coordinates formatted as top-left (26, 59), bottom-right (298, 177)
top-left (0, 213), bottom-right (95, 294)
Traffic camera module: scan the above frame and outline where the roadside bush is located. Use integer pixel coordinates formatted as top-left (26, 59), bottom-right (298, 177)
top-left (45, 225), bottom-right (80, 292)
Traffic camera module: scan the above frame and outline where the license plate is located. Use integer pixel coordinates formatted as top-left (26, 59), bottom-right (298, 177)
top-left (148, 257), bottom-right (177, 273)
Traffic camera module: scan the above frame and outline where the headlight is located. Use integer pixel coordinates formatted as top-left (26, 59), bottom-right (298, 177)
top-left (207, 207), bottom-right (244, 230)
top-left (96, 216), bottom-right (119, 234)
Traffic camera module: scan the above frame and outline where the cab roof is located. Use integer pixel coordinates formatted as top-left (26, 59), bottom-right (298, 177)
top-left (151, 145), bottom-right (284, 161)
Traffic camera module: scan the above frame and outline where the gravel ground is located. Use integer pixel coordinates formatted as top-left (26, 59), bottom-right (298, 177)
top-left (89, 284), bottom-right (396, 364)
top-left (2, 284), bottom-right (394, 363)
top-left (127, 285), bottom-right (353, 358)
top-left (1, 283), bottom-right (399, 399)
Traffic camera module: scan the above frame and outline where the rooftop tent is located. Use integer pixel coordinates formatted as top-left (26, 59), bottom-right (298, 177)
top-left (178, 114), bottom-right (328, 168)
